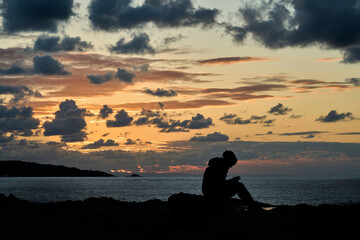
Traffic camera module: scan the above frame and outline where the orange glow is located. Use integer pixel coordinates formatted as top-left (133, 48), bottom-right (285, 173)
top-left (315, 57), bottom-right (342, 62)
top-left (152, 165), bottom-right (205, 174)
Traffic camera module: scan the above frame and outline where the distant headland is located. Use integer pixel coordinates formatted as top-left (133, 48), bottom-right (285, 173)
top-left (0, 160), bottom-right (113, 177)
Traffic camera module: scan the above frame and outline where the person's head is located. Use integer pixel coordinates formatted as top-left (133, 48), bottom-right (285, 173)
top-left (222, 150), bottom-right (237, 167)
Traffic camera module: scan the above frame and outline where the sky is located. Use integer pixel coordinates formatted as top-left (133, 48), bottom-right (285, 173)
top-left (0, 0), bottom-right (359, 175)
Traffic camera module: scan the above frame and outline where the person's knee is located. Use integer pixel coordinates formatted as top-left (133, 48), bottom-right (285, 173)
top-left (237, 182), bottom-right (245, 188)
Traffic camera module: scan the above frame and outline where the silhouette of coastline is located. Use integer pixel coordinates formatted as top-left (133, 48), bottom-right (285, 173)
top-left (0, 160), bottom-right (113, 177)
top-left (0, 192), bottom-right (358, 240)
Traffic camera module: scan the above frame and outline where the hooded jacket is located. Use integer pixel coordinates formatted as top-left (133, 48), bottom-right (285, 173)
top-left (202, 157), bottom-right (229, 197)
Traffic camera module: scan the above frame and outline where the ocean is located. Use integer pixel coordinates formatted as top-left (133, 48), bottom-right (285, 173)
top-left (1, 175), bottom-right (359, 206)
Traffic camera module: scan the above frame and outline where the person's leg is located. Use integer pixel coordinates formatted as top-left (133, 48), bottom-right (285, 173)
top-left (236, 182), bottom-right (255, 204)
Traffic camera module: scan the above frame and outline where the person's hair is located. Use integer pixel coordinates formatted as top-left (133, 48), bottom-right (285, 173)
top-left (222, 150), bottom-right (237, 167)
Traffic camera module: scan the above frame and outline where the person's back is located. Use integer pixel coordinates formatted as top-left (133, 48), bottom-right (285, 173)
top-left (202, 150), bottom-right (255, 204)
top-left (202, 157), bottom-right (228, 199)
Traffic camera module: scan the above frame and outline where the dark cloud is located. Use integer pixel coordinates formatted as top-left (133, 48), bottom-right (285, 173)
top-left (125, 139), bottom-right (137, 145)
top-left (115, 68), bottom-right (136, 83)
top-left (32, 55), bottom-right (71, 75)
top-left (289, 114), bottom-right (303, 119)
top-left (279, 131), bottom-right (327, 138)
top-left (186, 113), bottom-right (213, 129)
top-left (0, 85), bottom-right (42, 103)
top-left (133, 109), bottom-right (213, 132)
top-left (87, 68), bottom-right (135, 84)
top-left (33, 35), bottom-right (93, 52)
top-left (43, 99), bottom-right (87, 142)
top-left (106, 109), bottom-right (134, 127)
top-left (0, 132), bottom-right (14, 144)
top-left (198, 56), bottom-right (272, 65)
top-left (60, 131), bottom-right (87, 143)
top-left (220, 113), bottom-right (274, 126)
top-left (87, 72), bottom-right (113, 84)
top-left (163, 34), bottom-right (185, 45)
top-left (189, 132), bottom-right (229, 142)
top-left (255, 131), bottom-right (273, 136)
top-left (0, 105), bottom-right (40, 136)
top-left (226, 0), bottom-right (360, 63)
top-left (109, 33), bottom-right (155, 54)
top-left (302, 135), bottom-right (315, 139)
top-left (88, 0), bottom-right (219, 31)
top-left (268, 103), bottom-right (292, 115)
top-left (144, 88), bottom-right (177, 97)
top-left (342, 47), bottom-right (360, 64)
top-left (316, 110), bottom-right (355, 123)
top-left (336, 132), bottom-right (360, 135)
top-left (1, 0), bottom-right (74, 33)
top-left (0, 63), bottom-right (29, 75)
top-left (346, 78), bottom-right (360, 86)
top-left (1, 55), bottom-right (71, 76)
top-left (98, 105), bottom-right (113, 119)
top-left (82, 139), bottom-right (119, 149)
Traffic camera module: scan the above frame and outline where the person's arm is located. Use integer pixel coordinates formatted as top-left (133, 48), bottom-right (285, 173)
top-left (230, 176), bottom-right (241, 182)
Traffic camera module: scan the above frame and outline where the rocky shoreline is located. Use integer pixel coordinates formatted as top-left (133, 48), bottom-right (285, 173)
top-left (1, 192), bottom-right (358, 239)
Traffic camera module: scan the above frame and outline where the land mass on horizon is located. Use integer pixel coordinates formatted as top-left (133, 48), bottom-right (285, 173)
top-left (0, 160), bottom-right (113, 177)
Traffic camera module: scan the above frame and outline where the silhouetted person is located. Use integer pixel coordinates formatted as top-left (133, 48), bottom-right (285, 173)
top-left (202, 150), bottom-right (255, 205)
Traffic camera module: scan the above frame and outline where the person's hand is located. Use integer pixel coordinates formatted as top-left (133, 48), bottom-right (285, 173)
top-left (232, 176), bottom-right (241, 182)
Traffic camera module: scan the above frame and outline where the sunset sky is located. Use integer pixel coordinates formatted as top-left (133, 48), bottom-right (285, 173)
top-left (0, 0), bottom-right (359, 175)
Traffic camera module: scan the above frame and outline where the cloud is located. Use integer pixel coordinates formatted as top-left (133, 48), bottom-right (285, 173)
top-left (115, 68), bottom-right (136, 83)
top-left (226, 0), bottom-right (360, 63)
top-left (0, 85), bottom-right (42, 103)
top-left (342, 47), bottom-right (360, 64)
top-left (198, 56), bottom-right (273, 65)
top-left (289, 114), bottom-right (303, 119)
top-left (0, 105), bottom-right (40, 136)
top-left (201, 84), bottom-right (287, 101)
top-left (0, 63), bottom-right (29, 75)
top-left (220, 113), bottom-right (275, 126)
top-left (33, 55), bottom-right (71, 75)
top-left (33, 35), bottom-right (93, 52)
top-left (116, 99), bottom-right (234, 110)
top-left (82, 139), bottom-right (119, 149)
top-left (132, 109), bottom-right (213, 132)
top-left (1, 139), bottom-right (360, 175)
top-left (88, 0), bottom-right (219, 31)
top-left (1, 0), bottom-right (75, 33)
top-left (0, 55), bottom-right (71, 76)
top-left (144, 88), bottom-right (177, 97)
top-left (189, 132), bottom-right (229, 142)
top-left (288, 79), bottom-right (352, 93)
top-left (109, 33), bottom-right (155, 54)
top-left (106, 109), bottom-right (134, 127)
top-left (163, 34), bottom-right (185, 45)
top-left (87, 72), bottom-right (113, 84)
top-left (279, 131), bottom-right (327, 136)
top-left (124, 139), bottom-right (137, 145)
top-left (187, 113), bottom-right (213, 129)
top-left (346, 78), bottom-right (360, 86)
top-left (87, 68), bottom-right (136, 84)
top-left (0, 132), bottom-right (14, 144)
top-left (43, 99), bottom-right (87, 142)
top-left (316, 110), bottom-right (355, 123)
top-left (336, 132), bottom-right (360, 135)
top-left (268, 103), bottom-right (292, 115)
top-left (98, 105), bottom-right (113, 119)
